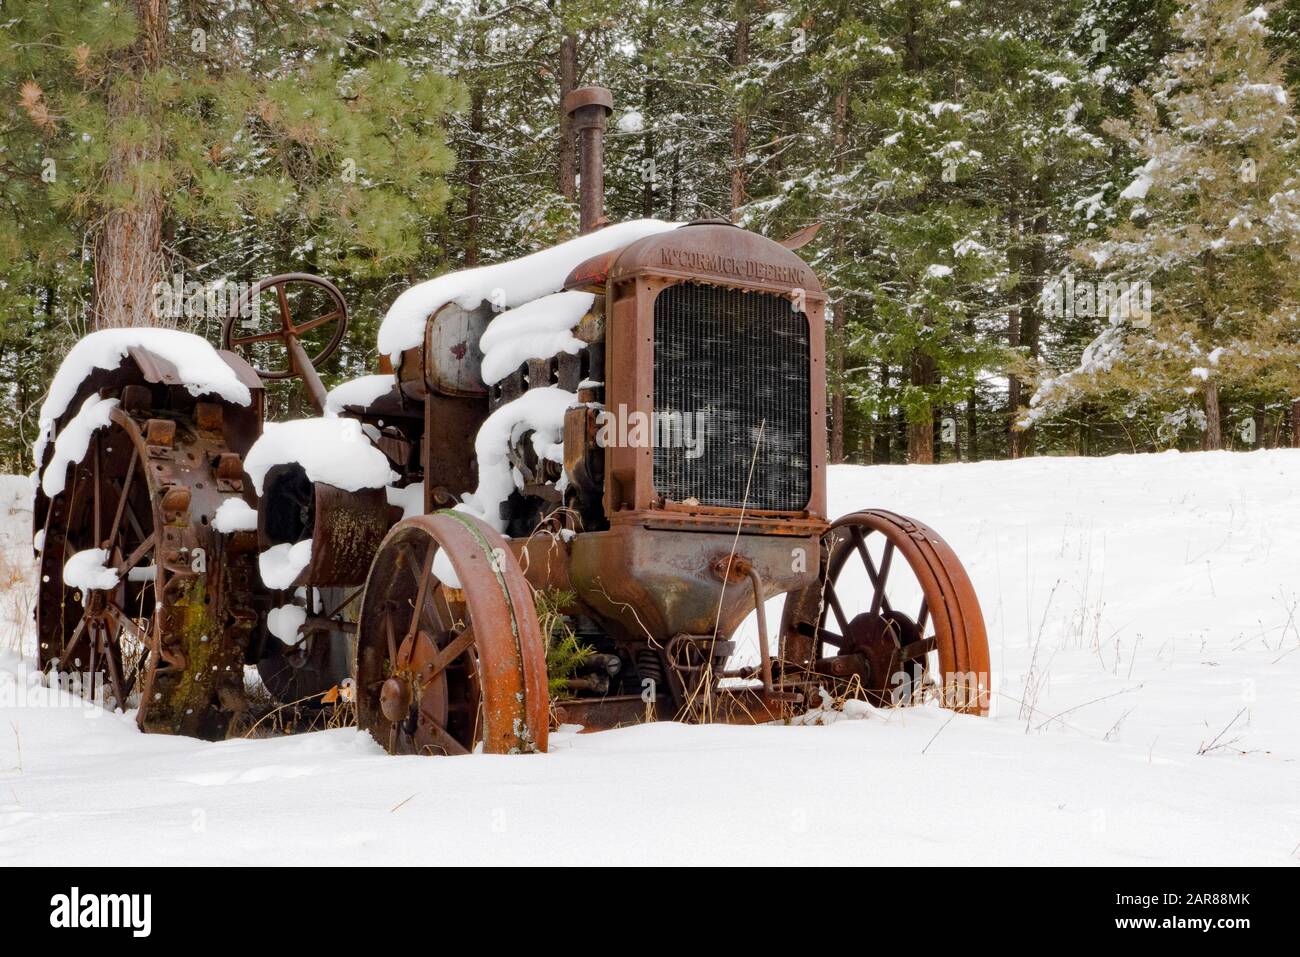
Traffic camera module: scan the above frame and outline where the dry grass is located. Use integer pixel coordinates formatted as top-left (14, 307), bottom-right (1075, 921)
top-left (0, 525), bottom-right (36, 659)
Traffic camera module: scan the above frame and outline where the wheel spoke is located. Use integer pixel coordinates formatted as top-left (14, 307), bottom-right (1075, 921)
top-left (86, 629), bottom-right (98, 700)
top-left (851, 525), bottom-right (894, 616)
top-left (107, 601), bottom-right (149, 643)
top-left (870, 540), bottom-right (894, 616)
top-left (898, 636), bottom-right (937, 662)
top-left (114, 534), bottom-right (156, 576)
top-left (818, 629), bottom-right (846, 649)
top-left (407, 546), bottom-right (435, 642)
top-left (276, 284), bottom-right (293, 331)
top-left (823, 580), bottom-right (851, 633)
top-left (57, 617), bottom-right (87, 670)
top-left (291, 310), bottom-right (341, 336)
top-left (400, 543), bottom-right (423, 583)
top-left (424, 625), bottom-right (476, 682)
top-left (108, 476), bottom-right (148, 544)
top-left (917, 597), bottom-right (930, 632)
top-left (230, 329), bottom-right (285, 346)
top-left (101, 626), bottom-right (129, 711)
top-left (104, 446), bottom-right (138, 551)
top-left (418, 710), bottom-right (469, 756)
top-left (385, 611), bottom-right (398, 666)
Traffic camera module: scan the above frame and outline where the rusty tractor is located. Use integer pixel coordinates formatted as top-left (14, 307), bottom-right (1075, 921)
top-left (33, 88), bottom-right (990, 752)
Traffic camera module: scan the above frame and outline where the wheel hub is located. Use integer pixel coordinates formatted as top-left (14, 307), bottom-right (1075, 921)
top-left (379, 676), bottom-right (413, 723)
top-left (840, 610), bottom-right (924, 702)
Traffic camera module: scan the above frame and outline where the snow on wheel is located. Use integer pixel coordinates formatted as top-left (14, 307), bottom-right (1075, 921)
top-left (33, 333), bottom-right (266, 738)
top-left (356, 511), bottom-right (548, 756)
top-left (779, 510), bottom-right (991, 715)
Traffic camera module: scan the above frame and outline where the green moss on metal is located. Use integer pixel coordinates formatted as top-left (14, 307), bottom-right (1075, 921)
top-left (148, 574), bottom-right (221, 734)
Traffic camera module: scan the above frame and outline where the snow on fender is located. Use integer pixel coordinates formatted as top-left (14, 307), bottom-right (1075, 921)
top-left (33, 328), bottom-right (253, 474)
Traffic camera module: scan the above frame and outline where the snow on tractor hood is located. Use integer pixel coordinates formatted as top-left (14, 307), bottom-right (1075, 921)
top-left (376, 218), bottom-right (680, 362)
top-left (34, 328), bottom-right (256, 480)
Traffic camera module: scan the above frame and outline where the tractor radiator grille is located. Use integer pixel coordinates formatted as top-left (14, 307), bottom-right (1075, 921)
top-left (652, 282), bottom-right (811, 511)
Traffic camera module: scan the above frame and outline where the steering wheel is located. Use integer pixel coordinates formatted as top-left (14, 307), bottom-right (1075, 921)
top-left (222, 274), bottom-right (349, 382)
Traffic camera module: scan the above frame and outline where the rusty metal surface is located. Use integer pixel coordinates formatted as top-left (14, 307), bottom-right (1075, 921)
top-left (564, 85), bottom-right (613, 234)
top-left (552, 694), bottom-right (663, 730)
top-left (609, 222), bottom-right (825, 297)
top-left (567, 525), bottom-right (819, 646)
top-left (258, 472), bottom-right (391, 587)
top-left (422, 394), bottom-right (486, 511)
top-left (602, 225), bottom-right (828, 526)
top-left (424, 300), bottom-right (492, 397)
top-left (356, 511), bottom-right (548, 755)
top-left (563, 248), bottom-right (623, 291)
top-left (221, 273), bottom-right (348, 412)
top-left (305, 484), bottom-right (393, 586)
top-left (778, 510), bottom-right (991, 715)
top-left (37, 389), bottom-right (265, 739)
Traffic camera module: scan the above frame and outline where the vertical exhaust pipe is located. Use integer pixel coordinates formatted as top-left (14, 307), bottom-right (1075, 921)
top-left (563, 86), bottom-right (613, 234)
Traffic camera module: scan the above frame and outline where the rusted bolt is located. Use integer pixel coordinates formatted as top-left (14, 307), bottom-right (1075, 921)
top-left (145, 419), bottom-right (176, 447)
top-left (214, 452), bottom-right (243, 480)
top-left (161, 485), bottom-right (191, 512)
top-left (710, 553), bottom-right (753, 584)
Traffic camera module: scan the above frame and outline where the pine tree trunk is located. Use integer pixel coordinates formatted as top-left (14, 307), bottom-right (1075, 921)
top-left (908, 350), bottom-right (935, 464)
top-left (874, 362), bottom-right (892, 464)
top-left (729, 8), bottom-right (750, 219)
top-left (464, 81), bottom-right (485, 266)
top-left (966, 390), bottom-right (979, 461)
top-left (1292, 399), bottom-right (1300, 448)
top-left (828, 85), bottom-right (849, 464)
top-left (558, 31), bottom-right (577, 201)
top-left (831, 306), bottom-right (845, 463)
top-left (1203, 379), bottom-right (1223, 450)
top-left (1006, 205), bottom-right (1022, 458)
top-left (1019, 188), bottom-right (1049, 457)
top-left (668, 147), bottom-right (681, 220)
top-left (92, 0), bottom-right (166, 329)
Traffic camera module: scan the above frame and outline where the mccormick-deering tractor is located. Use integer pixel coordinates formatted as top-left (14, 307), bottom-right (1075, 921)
top-left (33, 87), bottom-right (990, 754)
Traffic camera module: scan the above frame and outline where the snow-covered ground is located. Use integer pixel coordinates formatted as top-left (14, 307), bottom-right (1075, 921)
top-left (2, 452), bottom-right (1298, 866)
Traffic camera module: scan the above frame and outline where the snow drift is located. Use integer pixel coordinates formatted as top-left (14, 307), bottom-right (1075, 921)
top-left (3, 450), bottom-right (1299, 865)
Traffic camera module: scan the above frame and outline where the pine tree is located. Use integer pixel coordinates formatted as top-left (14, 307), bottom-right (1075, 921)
top-left (3, 0), bottom-right (461, 331)
top-left (1030, 0), bottom-right (1300, 449)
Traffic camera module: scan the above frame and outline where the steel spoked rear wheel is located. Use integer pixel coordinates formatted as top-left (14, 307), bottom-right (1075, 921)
top-left (780, 510), bottom-right (990, 714)
top-left (356, 512), bottom-right (548, 756)
top-left (38, 415), bottom-right (158, 713)
top-left (38, 402), bottom-right (260, 737)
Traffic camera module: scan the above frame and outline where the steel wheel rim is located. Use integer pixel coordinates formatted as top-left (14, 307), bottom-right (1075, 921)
top-left (357, 512), bottom-right (548, 756)
top-left (781, 510), bottom-right (990, 714)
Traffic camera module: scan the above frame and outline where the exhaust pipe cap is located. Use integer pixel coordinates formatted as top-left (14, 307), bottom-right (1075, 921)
top-left (563, 85), bottom-right (613, 121)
